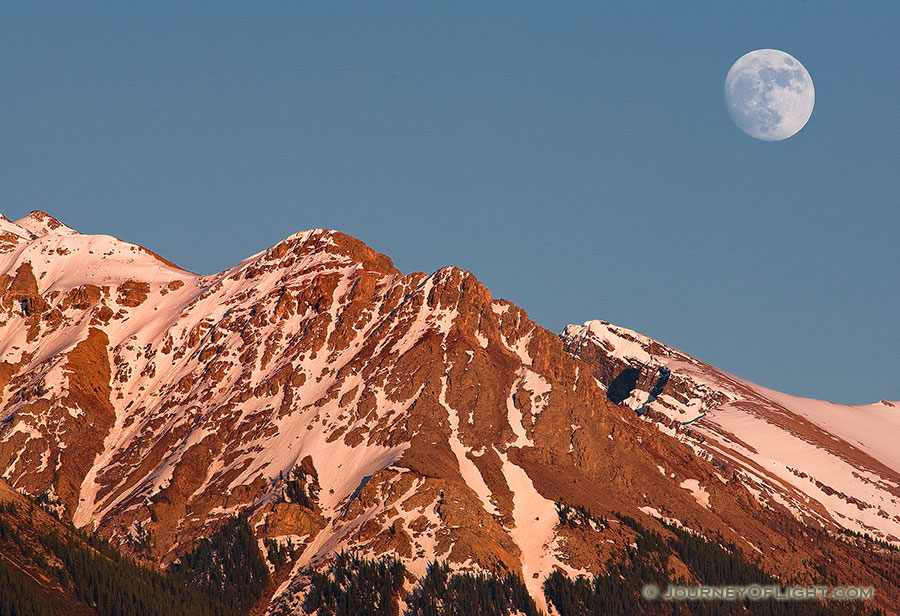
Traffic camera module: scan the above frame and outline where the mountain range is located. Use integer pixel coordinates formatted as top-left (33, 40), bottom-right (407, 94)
top-left (1, 211), bottom-right (898, 614)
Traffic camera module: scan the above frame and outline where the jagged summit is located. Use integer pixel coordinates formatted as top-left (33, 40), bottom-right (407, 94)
top-left (564, 319), bottom-right (672, 366)
top-left (254, 228), bottom-right (399, 277)
top-left (12, 210), bottom-right (79, 238)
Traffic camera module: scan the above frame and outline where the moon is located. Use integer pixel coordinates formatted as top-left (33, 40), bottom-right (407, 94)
top-left (724, 49), bottom-right (815, 141)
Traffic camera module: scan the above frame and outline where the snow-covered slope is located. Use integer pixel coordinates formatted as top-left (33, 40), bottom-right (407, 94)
top-left (563, 320), bottom-right (900, 544)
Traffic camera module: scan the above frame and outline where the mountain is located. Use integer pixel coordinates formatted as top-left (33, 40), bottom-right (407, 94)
top-left (561, 320), bottom-right (900, 544)
top-left (1, 211), bottom-right (898, 614)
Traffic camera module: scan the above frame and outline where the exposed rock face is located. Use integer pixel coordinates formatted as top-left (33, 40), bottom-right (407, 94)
top-left (1, 211), bottom-right (898, 614)
top-left (1, 262), bottom-right (46, 317)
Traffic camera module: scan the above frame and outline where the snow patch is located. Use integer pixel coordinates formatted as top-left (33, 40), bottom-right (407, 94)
top-left (500, 452), bottom-right (557, 613)
top-left (679, 479), bottom-right (710, 509)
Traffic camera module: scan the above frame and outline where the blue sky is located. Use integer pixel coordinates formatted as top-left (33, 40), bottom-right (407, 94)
top-left (2, 2), bottom-right (898, 403)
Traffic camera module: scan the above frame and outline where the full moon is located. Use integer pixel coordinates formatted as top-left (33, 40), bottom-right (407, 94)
top-left (724, 49), bottom-right (815, 141)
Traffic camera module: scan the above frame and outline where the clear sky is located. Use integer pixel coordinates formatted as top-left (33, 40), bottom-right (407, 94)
top-left (2, 2), bottom-right (898, 404)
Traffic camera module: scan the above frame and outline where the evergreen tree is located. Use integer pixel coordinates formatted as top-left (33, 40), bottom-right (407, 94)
top-left (303, 551), bottom-right (406, 616)
top-left (405, 561), bottom-right (540, 616)
top-left (170, 514), bottom-right (270, 612)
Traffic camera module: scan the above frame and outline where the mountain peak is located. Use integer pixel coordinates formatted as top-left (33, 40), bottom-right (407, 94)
top-left (13, 210), bottom-right (78, 238)
top-left (260, 228), bottom-right (398, 276)
top-left (0, 212), bottom-right (193, 292)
